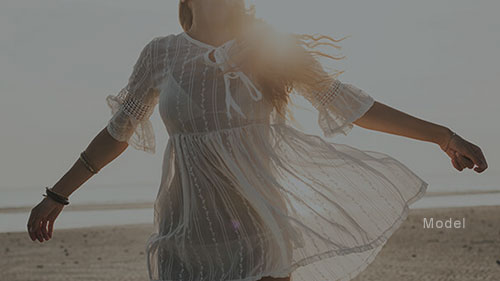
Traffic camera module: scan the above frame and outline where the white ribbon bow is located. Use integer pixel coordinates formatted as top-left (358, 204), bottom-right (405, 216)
top-left (211, 40), bottom-right (263, 120)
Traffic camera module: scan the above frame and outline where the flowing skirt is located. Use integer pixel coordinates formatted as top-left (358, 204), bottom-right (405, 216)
top-left (145, 122), bottom-right (427, 281)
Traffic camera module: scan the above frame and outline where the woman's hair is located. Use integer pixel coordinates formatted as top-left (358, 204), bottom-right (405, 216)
top-left (179, 1), bottom-right (348, 120)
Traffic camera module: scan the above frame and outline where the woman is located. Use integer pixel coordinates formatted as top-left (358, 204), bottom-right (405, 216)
top-left (27, 0), bottom-right (488, 281)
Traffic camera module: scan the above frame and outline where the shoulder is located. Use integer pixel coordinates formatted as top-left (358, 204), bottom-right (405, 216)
top-left (148, 34), bottom-right (179, 49)
top-left (140, 34), bottom-right (179, 79)
top-left (139, 34), bottom-right (179, 63)
top-left (138, 34), bottom-right (178, 55)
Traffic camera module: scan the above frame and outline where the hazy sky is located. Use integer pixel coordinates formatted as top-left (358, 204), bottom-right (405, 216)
top-left (1, 0), bottom-right (498, 194)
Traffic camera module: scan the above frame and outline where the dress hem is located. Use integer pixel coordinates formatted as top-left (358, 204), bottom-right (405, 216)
top-left (147, 180), bottom-right (428, 281)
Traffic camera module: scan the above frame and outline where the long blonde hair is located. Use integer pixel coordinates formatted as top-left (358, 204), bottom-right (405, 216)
top-left (179, 1), bottom-right (348, 120)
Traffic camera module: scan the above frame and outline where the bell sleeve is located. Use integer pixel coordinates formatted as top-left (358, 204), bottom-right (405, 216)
top-left (105, 39), bottom-right (160, 154)
top-left (303, 78), bottom-right (375, 138)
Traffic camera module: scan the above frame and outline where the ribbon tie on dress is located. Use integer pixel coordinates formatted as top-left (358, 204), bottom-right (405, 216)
top-left (210, 40), bottom-right (263, 120)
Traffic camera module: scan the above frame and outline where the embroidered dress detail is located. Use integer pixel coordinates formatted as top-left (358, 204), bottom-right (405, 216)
top-left (212, 39), bottom-right (264, 119)
top-left (311, 79), bottom-right (343, 107)
top-left (122, 96), bottom-right (154, 120)
top-left (105, 33), bottom-right (427, 281)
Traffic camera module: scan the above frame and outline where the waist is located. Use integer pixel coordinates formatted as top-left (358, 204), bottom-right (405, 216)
top-left (170, 122), bottom-right (274, 138)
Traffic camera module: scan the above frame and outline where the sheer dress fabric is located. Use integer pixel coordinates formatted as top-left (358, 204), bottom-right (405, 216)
top-left (106, 32), bottom-right (428, 281)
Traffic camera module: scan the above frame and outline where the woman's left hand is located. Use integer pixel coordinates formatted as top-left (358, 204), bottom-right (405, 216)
top-left (440, 132), bottom-right (488, 173)
top-left (27, 197), bottom-right (64, 243)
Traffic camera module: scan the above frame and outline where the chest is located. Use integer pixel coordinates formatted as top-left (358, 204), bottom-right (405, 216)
top-left (157, 56), bottom-right (273, 134)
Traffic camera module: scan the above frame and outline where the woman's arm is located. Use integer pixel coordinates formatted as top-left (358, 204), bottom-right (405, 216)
top-left (49, 127), bottom-right (129, 198)
top-left (353, 101), bottom-right (488, 173)
top-left (353, 101), bottom-right (452, 147)
top-left (28, 38), bottom-right (162, 243)
top-left (27, 127), bottom-right (129, 243)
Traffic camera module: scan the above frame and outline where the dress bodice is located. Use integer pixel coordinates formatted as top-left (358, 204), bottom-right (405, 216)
top-left (158, 32), bottom-right (275, 137)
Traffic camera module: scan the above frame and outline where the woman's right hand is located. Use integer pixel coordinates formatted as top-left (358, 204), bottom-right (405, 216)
top-left (27, 197), bottom-right (65, 243)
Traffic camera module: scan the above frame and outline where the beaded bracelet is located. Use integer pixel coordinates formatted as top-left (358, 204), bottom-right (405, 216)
top-left (43, 187), bottom-right (69, 205)
top-left (79, 151), bottom-right (99, 174)
top-left (46, 186), bottom-right (68, 200)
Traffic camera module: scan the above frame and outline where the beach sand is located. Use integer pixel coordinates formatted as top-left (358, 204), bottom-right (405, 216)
top-left (1, 206), bottom-right (499, 281)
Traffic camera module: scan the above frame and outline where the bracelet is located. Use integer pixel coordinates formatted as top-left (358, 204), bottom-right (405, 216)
top-left (43, 194), bottom-right (69, 205)
top-left (444, 131), bottom-right (457, 151)
top-left (45, 186), bottom-right (69, 200)
top-left (79, 151), bottom-right (99, 174)
top-left (43, 187), bottom-right (70, 205)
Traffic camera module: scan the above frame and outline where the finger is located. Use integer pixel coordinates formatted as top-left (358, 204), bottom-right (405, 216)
top-left (451, 156), bottom-right (463, 171)
top-left (462, 145), bottom-right (484, 170)
top-left (455, 152), bottom-right (474, 169)
top-left (474, 165), bottom-right (487, 173)
top-left (31, 217), bottom-right (41, 242)
top-left (451, 156), bottom-right (464, 171)
top-left (444, 147), bottom-right (456, 159)
top-left (41, 219), bottom-right (50, 240)
top-left (462, 156), bottom-right (474, 169)
top-left (471, 146), bottom-right (488, 172)
top-left (35, 220), bottom-right (44, 242)
top-left (48, 219), bottom-right (54, 239)
top-left (454, 152), bottom-right (470, 170)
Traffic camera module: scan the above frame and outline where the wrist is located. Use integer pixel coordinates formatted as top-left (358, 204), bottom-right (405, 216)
top-left (50, 189), bottom-right (71, 199)
top-left (43, 186), bottom-right (70, 205)
top-left (434, 126), bottom-right (454, 148)
top-left (42, 196), bottom-right (65, 206)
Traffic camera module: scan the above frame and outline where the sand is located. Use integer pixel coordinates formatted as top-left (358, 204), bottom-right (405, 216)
top-left (1, 206), bottom-right (499, 281)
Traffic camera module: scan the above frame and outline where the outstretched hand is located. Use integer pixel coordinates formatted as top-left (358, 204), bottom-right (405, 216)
top-left (27, 197), bottom-right (64, 243)
top-left (440, 133), bottom-right (488, 173)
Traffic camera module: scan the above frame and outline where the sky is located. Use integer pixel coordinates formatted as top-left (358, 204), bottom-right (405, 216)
top-left (1, 0), bottom-right (498, 196)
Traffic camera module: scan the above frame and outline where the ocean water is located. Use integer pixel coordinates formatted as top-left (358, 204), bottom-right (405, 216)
top-left (2, 192), bottom-right (500, 233)
top-left (2, 173), bottom-right (499, 233)
top-left (0, 183), bottom-right (160, 209)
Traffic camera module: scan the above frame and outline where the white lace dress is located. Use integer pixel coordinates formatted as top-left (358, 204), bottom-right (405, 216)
top-left (106, 32), bottom-right (428, 281)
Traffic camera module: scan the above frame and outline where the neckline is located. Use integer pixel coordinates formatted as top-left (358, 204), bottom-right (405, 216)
top-left (181, 31), bottom-right (235, 49)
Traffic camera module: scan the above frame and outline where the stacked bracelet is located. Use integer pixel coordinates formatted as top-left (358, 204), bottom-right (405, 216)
top-left (43, 187), bottom-right (69, 205)
top-left (79, 151), bottom-right (99, 174)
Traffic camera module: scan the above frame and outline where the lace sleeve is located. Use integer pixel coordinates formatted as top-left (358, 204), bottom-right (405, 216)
top-left (302, 79), bottom-right (375, 138)
top-left (105, 38), bottom-right (160, 154)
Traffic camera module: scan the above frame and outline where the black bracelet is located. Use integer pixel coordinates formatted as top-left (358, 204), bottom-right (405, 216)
top-left (43, 193), bottom-right (69, 205)
top-left (44, 188), bottom-right (69, 205)
top-left (45, 190), bottom-right (69, 204)
top-left (45, 187), bottom-right (68, 200)
top-left (44, 187), bottom-right (69, 205)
